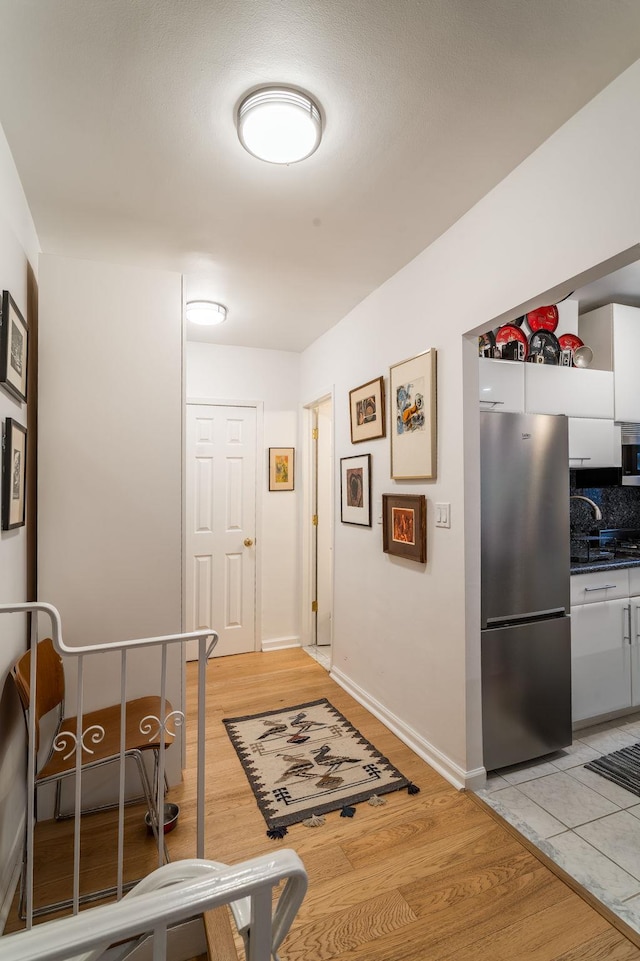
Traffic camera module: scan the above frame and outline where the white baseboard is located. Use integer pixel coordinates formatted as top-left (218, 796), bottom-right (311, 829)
top-left (261, 636), bottom-right (301, 652)
top-left (330, 666), bottom-right (486, 791)
top-left (0, 811), bottom-right (25, 934)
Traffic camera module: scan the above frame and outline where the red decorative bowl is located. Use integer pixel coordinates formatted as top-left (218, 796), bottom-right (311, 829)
top-left (526, 305), bottom-right (559, 332)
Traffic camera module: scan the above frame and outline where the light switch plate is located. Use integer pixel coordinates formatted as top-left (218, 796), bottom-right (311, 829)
top-left (435, 502), bottom-right (451, 528)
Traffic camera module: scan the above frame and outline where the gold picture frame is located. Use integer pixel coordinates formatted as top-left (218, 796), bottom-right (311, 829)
top-left (269, 447), bottom-right (295, 491)
top-left (349, 376), bottom-right (385, 443)
top-left (390, 349), bottom-right (437, 479)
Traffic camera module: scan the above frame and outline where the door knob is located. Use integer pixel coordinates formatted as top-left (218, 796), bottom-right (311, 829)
top-left (244, 537), bottom-right (254, 547)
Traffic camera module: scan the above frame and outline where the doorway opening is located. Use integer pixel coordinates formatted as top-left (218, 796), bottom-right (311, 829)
top-left (303, 394), bottom-right (334, 670)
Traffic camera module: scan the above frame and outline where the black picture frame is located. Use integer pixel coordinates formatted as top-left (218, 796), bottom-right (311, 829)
top-left (340, 454), bottom-right (372, 527)
top-left (0, 291), bottom-right (28, 403)
top-left (2, 418), bottom-right (27, 530)
top-left (382, 493), bottom-right (427, 563)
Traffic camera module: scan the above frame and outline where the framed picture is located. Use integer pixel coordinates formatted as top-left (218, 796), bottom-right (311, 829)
top-left (382, 493), bottom-right (426, 563)
top-left (390, 349), bottom-right (437, 479)
top-left (269, 447), bottom-right (295, 491)
top-left (0, 291), bottom-right (28, 403)
top-left (340, 454), bottom-right (371, 527)
top-left (2, 418), bottom-right (27, 530)
top-left (349, 376), bottom-right (385, 443)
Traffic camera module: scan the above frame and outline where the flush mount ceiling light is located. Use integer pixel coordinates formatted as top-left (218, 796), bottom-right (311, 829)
top-left (186, 301), bottom-right (228, 326)
top-left (236, 86), bottom-right (322, 164)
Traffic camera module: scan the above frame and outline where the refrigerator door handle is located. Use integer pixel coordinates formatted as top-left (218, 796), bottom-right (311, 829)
top-left (485, 608), bottom-right (566, 628)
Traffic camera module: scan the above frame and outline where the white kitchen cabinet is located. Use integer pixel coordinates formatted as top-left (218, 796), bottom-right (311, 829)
top-left (628, 571), bottom-right (640, 707)
top-left (478, 358), bottom-right (524, 412)
top-left (568, 418), bottom-right (621, 468)
top-left (571, 598), bottom-right (632, 722)
top-left (570, 569), bottom-right (629, 606)
top-left (628, 567), bottom-right (640, 598)
top-left (579, 303), bottom-right (640, 422)
top-left (524, 365), bottom-right (614, 419)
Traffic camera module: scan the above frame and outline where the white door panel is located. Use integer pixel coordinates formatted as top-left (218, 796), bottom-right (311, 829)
top-left (186, 404), bottom-right (257, 658)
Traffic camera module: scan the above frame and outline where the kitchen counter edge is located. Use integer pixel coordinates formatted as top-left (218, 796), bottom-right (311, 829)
top-left (570, 558), bottom-right (640, 575)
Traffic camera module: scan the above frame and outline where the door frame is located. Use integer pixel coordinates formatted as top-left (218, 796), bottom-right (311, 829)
top-left (300, 388), bottom-right (335, 650)
top-left (182, 396), bottom-right (264, 654)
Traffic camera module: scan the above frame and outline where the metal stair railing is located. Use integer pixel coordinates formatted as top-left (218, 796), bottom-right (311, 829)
top-left (0, 851), bottom-right (308, 961)
top-left (0, 602), bottom-right (218, 928)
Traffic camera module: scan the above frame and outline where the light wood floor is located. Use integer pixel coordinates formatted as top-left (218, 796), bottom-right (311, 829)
top-left (6, 648), bottom-right (640, 960)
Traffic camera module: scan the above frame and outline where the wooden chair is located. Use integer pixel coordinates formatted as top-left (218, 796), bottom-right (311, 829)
top-left (12, 637), bottom-right (176, 918)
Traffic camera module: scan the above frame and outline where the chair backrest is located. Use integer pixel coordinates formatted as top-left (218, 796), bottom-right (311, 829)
top-left (12, 637), bottom-right (65, 752)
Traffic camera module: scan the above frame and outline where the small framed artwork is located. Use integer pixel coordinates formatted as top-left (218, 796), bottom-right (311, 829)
top-left (2, 418), bottom-right (27, 530)
top-left (340, 454), bottom-right (371, 527)
top-left (390, 349), bottom-right (437, 480)
top-left (269, 447), bottom-right (295, 491)
top-left (382, 493), bottom-right (426, 563)
top-left (0, 291), bottom-right (28, 403)
top-left (349, 376), bottom-right (385, 444)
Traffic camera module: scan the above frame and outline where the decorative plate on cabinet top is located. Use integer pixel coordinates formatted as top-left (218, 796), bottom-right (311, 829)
top-left (526, 305), bottom-right (559, 332)
top-left (495, 324), bottom-right (528, 360)
top-left (528, 329), bottom-right (561, 364)
top-left (558, 333), bottom-right (584, 357)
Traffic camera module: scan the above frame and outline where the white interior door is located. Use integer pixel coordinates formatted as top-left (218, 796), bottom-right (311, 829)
top-left (185, 404), bottom-right (257, 658)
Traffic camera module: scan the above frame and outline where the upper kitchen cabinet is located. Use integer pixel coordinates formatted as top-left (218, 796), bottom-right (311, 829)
top-left (579, 304), bottom-right (640, 422)
top-left (479, 358), bottom-right (524, 412)
top-left (524, 364), bottom-right (614, 419)
top-left (568, 417), bottom-right (621, 468)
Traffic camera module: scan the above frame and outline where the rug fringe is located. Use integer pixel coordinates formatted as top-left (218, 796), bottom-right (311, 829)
top-left (340, 804), bottom-right (356, 818)
top-left (267, 826), bottom-right (288, 840)
top-left (302, 813), bottom-right (326, 828)
top-left (407, 782), bottom-right (421, 795)
top-left (367, 794), bottom-right (386, 806)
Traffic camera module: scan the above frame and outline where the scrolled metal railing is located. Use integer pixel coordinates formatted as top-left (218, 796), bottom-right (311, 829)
top-left (0, 602), bottom-right (218, 929)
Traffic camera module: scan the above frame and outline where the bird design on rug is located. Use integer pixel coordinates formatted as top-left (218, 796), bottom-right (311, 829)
top-left (286, 711), bottom-right (327, 744)
top-left (276, 754), bottom-right (316, 782)
top-left (256, 719), bottom-right (289, 740)
top-left (311, 744), bottom-right (361, 788)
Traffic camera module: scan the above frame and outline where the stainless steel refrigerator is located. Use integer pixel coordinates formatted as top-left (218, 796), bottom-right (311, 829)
top-left (481, 410), bottom-right (572, 771)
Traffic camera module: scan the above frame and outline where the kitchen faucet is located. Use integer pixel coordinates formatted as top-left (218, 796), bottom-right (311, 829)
top-left (569, 495), bottom-right (602, 521)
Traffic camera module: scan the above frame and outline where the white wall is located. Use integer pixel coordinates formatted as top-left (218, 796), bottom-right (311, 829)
top-left (301, 59), bottom-right (640, 788)
top-left (0, 124), bottom-right (39, 923)
top-left (186, 342), bottom-right (300, 647)
top-left (38, 255), bottom-right (184, 792)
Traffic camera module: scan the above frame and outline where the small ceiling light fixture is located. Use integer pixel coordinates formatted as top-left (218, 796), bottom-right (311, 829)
top-left (186, 300), bottom-right (228, 326)
top-left (237, 86), bottom-right (322, 164)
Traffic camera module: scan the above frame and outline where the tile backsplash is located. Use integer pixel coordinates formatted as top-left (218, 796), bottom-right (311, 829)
top-left (570, 471), bottom-right (640, 533)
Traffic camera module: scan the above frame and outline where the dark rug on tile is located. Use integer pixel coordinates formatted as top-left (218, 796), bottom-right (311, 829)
top-left (584, 741), bottom-right (640, 798)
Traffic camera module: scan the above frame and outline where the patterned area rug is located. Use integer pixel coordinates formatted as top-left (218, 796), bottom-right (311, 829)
top-left (223, 698), bottom-right (413, 832)
top-left (584, 741), bottom-right (640, 798)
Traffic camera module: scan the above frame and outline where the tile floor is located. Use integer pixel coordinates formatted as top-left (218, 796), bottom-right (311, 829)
top-left (302, 644), bottom-right (331, 671)
top-left (476, 714), bottom-right (640, 933)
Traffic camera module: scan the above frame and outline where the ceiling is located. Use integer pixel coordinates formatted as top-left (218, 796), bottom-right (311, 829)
top-left (2, 1), bottom-right (640, 352)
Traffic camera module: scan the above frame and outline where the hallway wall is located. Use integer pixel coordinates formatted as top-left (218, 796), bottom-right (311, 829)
top-left (0, 124), bottom-right (39, 924)
top-left (37, 254), bottom-right (184, 797)
top-left (301, 58), bottom-right (640, 787)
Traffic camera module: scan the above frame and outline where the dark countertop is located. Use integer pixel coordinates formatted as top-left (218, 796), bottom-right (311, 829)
top-left (570, 557), bottom-right (640, 575)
